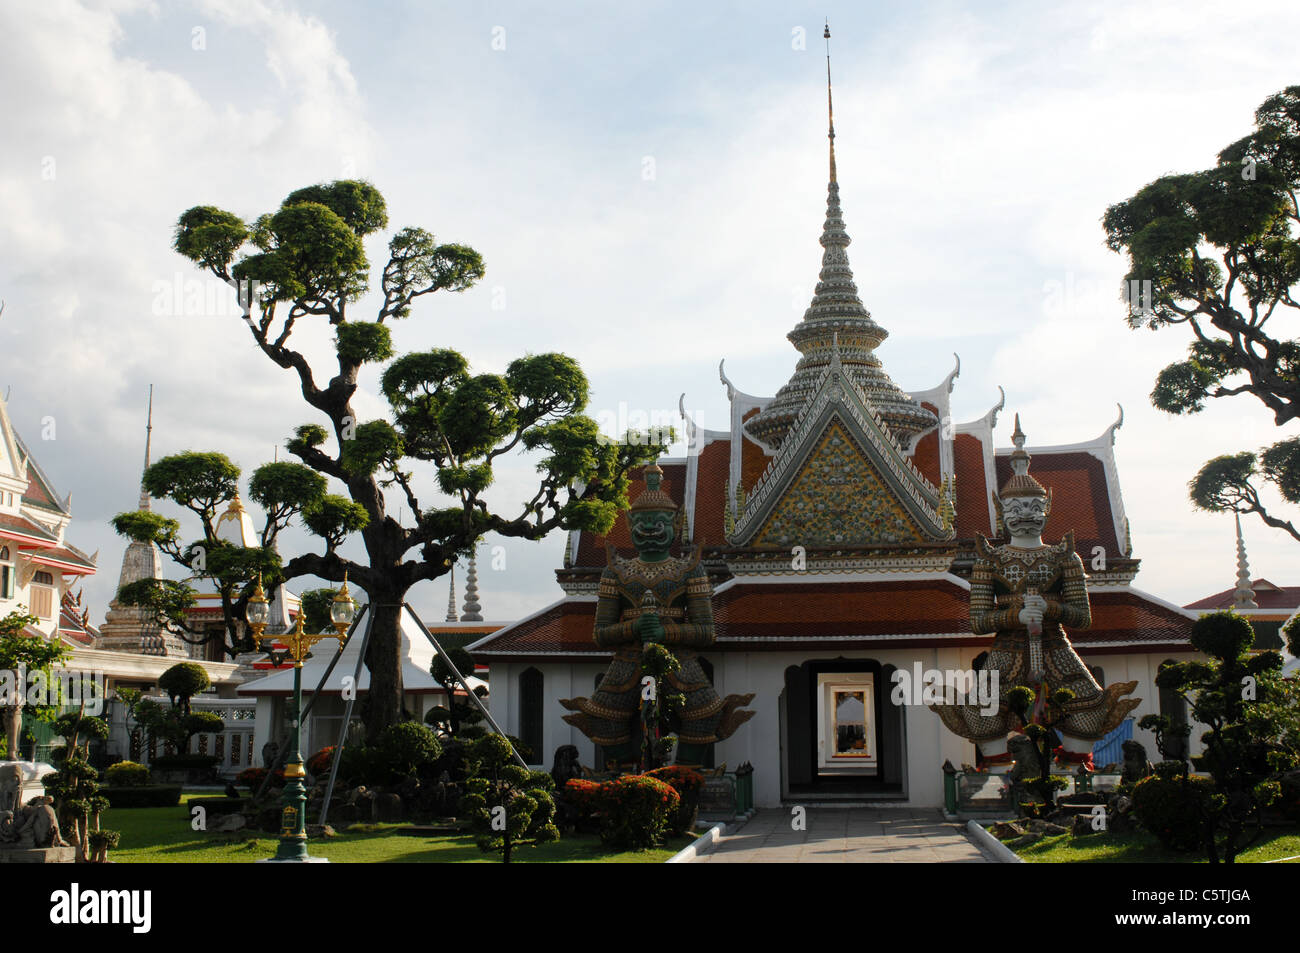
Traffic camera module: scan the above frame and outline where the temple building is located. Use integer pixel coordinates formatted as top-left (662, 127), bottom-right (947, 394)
top-left (471, 67), bottom-right (1206, 807)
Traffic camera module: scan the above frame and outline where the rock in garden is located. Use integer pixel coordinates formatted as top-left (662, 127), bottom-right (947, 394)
top-left (1007, 832), bottom-right (1043, 849)
top-left (306, 824), bottom-right (336, 839)
top-left (213, 813), bottom-right (247, 833)
top-left (990, 821), bottom-right (1024, 840)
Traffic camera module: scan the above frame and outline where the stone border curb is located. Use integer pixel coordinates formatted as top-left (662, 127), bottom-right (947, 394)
top-left (965, 819), bottom-right (1023, 864)
top-left (666, 822), bottom-right (728, 864)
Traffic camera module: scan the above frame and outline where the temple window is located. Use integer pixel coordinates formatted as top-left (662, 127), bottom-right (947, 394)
top-left (519, 667), bottom-right (544, 766)
top-left (816, 672), bottom-right (877, 774)
top-left (30, 570), bottom-right (55, 619)
top-left (0, 547), bottom-right (12, 600)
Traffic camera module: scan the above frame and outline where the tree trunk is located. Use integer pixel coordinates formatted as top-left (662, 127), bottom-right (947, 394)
top-left (363, 599), bottom-right (407, 743)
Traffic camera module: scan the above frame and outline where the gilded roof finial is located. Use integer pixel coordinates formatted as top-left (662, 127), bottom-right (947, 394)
top-left (825, 20), bottom-right (836, 184)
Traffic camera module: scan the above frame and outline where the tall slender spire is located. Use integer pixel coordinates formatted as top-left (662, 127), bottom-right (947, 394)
top-left (445, 563), bottom-right (458, 622)
top-left (1232, 514), bottom-right (1258, 609)
top-left (461, 548), bottom-right (483, 622)
top-left (138, 385), bottom-right (153, 512)
top-left (743, 27), bottom-right (937, 451)
top-left (825, 21), bottom-right (836, 184)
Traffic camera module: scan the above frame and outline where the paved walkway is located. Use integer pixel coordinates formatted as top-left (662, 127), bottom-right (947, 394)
top-left (694, 808), bottom-right (992, 863)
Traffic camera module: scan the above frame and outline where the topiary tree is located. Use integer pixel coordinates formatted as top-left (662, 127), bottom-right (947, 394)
top-left (1103, 86), bottom-right (1300, 541)
top-left (459, 733), bottom-right (559, 863)
top-left (427, 647), bottom-right (482, 738)
top-left (0, 609), bottom-right (71, 761)
top-left (103, 761), bottom-right (150, 787)
top-left (1156, 611), bottom-right (1300, 863)
top-left (376, 721), bottom-right (442, 780)
top-left (165, 180), bottom-right (671, 739)
top-left (158, 662), bottom-right (210, 715)
top-left (112, 452), bottom-right (287, 658)
top-left (43, 709), bottom-right (113, 862)
top-left (1005, 685), bottom-right (1075, 813)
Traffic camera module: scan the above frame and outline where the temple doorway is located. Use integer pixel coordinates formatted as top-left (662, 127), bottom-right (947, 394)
top-left (780, 658), bottom-right (907, 801)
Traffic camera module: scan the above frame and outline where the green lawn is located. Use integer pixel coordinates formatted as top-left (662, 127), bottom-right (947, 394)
top-left (107, 794), bottom-right (692, 864)
top-left (1004, 826), bottom-right (1300, 863)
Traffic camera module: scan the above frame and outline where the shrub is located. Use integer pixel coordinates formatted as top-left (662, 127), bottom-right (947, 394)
top-left (646, 765), bottom-right (704, 836)
top-left (158, 662), bottom-right (211, 713)
top-left (594, 774), bottom-right (680, 850)
top-left (563, 778), bottom-right (603, 828)
top-left (306, 746), bottom-right (336, 778)
top-left (236, 766), bottom-right (284, 792)
top-left (1131, 774), bottom-right (1216, 851)
top-left (104, 761), bottom-right (150, 787)
top-left (377, 722), bottom-right (442, 779)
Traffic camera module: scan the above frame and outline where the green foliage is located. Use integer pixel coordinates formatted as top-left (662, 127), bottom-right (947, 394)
top-left (1103, 85), bottom-right (1300, 542)
top-left (1154, 611), bottom-right (1300, 862)
top-left (299, 588), bottom-right (340, 633)
top-left (459, 733), bottom-right (559, 862)
top-left (158, 662), bottom-right (210, 712)
top-left (302, 494), bottom-right (370, 549)
top-left (42, 713), bottom-right (111, 861)
top-left (111, 509), bottom-right (181, 546)
top-left (173, 205), bottom-right (249, 272)
top-left (143, 452), bottom-right (240, 519)
top-left (590, 774), bottom-right (680, 851)
top-left (249, 461), bottom-right (328, 524)
top-left (104, 761), bottom-right (150, 787)
top-left (335, 321), bottom-right (394, 364)
top-left (1132, 774), bottom-right (1216, 851)
top-left (377, 722), bottom-right (442, 779)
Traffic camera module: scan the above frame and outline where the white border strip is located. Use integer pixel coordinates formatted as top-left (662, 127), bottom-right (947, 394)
top-left (965, 819), bottom-right (1024, 864)
top-left (665, 821), bottom-right (728, 864)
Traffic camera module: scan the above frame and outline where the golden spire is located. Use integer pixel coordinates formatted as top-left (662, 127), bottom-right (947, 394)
top-left (825, 20), bottom-right (836, 184)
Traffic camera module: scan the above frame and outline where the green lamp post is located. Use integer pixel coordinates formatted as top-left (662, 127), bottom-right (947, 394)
top-left (247, 575), bottom-right (355, 863)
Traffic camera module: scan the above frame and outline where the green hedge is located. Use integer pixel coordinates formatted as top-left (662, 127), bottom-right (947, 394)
top-left (187, 796), bottom-right (248, 818)
top-left (100, 785), bottom-right (184, 808)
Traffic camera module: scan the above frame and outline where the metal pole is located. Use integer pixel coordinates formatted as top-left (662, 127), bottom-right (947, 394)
top-left (253, 604), bottom-right (369, 802)
top-left (318, 605), bottom-right (378, 826)
top-left (404, 602), bottom-right (529, 770)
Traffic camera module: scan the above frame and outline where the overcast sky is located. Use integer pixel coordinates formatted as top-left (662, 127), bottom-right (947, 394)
top-left (1, 0), bottom-right (1297, 627)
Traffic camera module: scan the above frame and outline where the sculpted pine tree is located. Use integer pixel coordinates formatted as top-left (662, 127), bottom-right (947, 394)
top-left (1103, 87), bottom-right (1300, 539)
top-left (167, 180), bottom-right (668, 739)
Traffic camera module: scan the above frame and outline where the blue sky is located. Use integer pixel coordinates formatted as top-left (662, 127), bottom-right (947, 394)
top-left (1, 0), bottom-right (1297, 625)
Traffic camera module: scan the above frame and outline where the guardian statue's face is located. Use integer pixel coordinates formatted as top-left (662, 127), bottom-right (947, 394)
top-left (629, 509), bottom-right (675, 556)
top-left (1003, 495), bottom-right (1047, 539)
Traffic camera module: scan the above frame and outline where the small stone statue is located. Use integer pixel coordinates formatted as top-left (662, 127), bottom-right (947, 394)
top-left (1120, 739), bottom-right (1153, 784)
top-left (261, 740), bottom-right (279, 769)
top-left (550, 745), bottom-right (583, 791)
top-left (0, 763), bottom-right (21, 816)
top-left (0, 795), bottom-right (67, 849)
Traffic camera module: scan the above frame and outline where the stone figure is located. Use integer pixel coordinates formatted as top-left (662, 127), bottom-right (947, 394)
top-left (262, 740), bottom-right (279, 769)
top-left (0, 795), bottom-right (66, 849)
top-left (931, 417), bottom-right (1140, 764)
top-left (560, 464), bottom-right (755, 766)
top-left (550, 744), bottom-right (583, 791)
top-left (1121, 739), bottom-right (1154, 784)
top-left (0, 763), bottom-right (21, 816)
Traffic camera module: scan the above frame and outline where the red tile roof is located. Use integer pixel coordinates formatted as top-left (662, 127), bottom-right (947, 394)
top-left (472, 582), bottom-right (1195, 658)
top-left (28, 544), bottom-right (96, 574)
top-left (953, 433), bottom-right (993, 538)
top-left (0, 512), bottom-right (59, 545)
top-left (1185, 579), bottom-right (1300, 612)
top-left (470, 600), bottom-right (605, 659)
top-left (994, 450), bottom-right (1120, 558)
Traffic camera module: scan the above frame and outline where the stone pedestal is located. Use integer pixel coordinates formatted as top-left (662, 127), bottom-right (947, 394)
top-left (0, 846), bottom-right (77, 863)
top-left (698, 775), bottom-right (736, 822)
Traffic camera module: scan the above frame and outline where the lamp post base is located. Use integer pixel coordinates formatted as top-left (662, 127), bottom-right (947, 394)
top-left (256, 857), bottom-right (331, 863)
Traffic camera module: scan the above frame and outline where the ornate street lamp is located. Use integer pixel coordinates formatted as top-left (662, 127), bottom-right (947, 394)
top-left (264, 610), bottom-right (334, 863)
top-left (246, 574), bottom-right (270, 646)
top-left (331, 573), bottom-right (357, 643)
